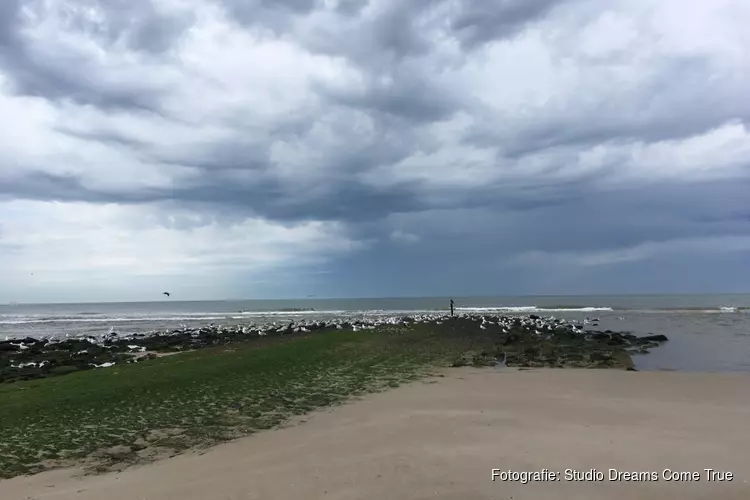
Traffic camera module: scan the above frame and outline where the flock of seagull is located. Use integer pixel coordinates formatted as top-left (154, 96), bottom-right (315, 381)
top-left (4, 312), bottom-right (601, 371)
top-left (475, 314), bottom-right (598, 336)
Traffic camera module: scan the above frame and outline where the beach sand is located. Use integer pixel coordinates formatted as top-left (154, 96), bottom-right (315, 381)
top-left (3, 368), bottom-right (750, 500)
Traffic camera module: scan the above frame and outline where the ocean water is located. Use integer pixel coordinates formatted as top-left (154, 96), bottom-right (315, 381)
top-left (1, 295), bottom-right (748, 372)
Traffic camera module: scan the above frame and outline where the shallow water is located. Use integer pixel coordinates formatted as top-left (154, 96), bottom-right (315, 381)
top-left (1, 295), bottom-right (748, 372)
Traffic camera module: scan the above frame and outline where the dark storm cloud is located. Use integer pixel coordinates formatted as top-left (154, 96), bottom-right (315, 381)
top-left (65, 0), bottom-right (196, 54)
top-left (335, 0), bottom-right (370, 16)
top-left (156, 140), bottom-right (273, 172)
top-left (305, 0), bottom-right (565, 61)
top-left (0, 164), bottom-right (423, 222)
top-left (470, 57), bottom-right (750, 158)
top-left (53, 126), bottom-right (152, 150)
top-left (0, 0), bottom-right (192, 110)
top-left (219, 0), bottom-right (319, 34)
top-left (0, 0), bottom-right (21, 46)
top-left (1, 52), bottom-right (164, 111)
top-left (365, 0), bottom-right (442, 57)
top-left (368, 177), bottom-right (750, 267)
top-left (0, 172), bottom-right (158, 204)
top-left (315, 75), bottom-right (459, 122)
top-left (225, 0), bottom-right (318, 17)
top-left (180, 179), bottom-right (427, 222)
top-left (450, 0), bottom-right (571, 48)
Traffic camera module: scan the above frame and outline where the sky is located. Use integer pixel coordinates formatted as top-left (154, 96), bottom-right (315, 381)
top-left (1, 0), bottom-right (749, 303)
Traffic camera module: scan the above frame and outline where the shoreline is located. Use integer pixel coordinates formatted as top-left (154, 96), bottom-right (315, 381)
top-left (2, 367), bottom-right (749, 500)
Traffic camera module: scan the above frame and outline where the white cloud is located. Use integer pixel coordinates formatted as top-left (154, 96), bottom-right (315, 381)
top-left (0, 200), bottom-right (361, 301)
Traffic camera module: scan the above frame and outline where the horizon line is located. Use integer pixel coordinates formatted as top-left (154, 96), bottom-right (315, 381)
top-left (2, 291), bottom-right (749, 307)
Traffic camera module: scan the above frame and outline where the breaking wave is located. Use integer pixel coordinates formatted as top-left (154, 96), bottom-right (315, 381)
top-left (455, 306), bottom-right (613, 313)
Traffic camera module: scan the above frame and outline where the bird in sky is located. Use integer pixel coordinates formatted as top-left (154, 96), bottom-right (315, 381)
top-left (163, 292), bottom-right (170, 297)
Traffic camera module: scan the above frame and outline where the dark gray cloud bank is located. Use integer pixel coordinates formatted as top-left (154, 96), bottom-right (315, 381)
top-left (0, 0), bottom-right (749, 302)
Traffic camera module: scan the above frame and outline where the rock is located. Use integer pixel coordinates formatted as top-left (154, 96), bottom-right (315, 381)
top-left (104, 445), bottom-right (133, 460)
top-left (607, 336), bottom-right (627, 346)
top-left (132, 438), bottom-right (149, 451)
top-left (145, 428), bottom-right (185, 442)
top-left (0, 342), bottom-right (20, 352)
top-left (641, 334), bottom-right (668, 342)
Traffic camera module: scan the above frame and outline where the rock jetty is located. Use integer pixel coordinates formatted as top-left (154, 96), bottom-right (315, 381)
top-left (447, 314), bottom-right (667, 370)
top-left (0, 313), bottom-right (668, 383)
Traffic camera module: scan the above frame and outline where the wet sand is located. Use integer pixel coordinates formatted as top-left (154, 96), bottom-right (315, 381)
top-left (3, 368), bottom-right (750, 500)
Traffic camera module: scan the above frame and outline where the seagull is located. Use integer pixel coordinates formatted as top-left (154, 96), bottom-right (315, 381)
top-left (163, 292), bottom-right (170, 297)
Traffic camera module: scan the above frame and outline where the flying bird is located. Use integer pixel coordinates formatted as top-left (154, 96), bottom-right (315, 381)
top-left (163, 292), bottom-right (170, 297)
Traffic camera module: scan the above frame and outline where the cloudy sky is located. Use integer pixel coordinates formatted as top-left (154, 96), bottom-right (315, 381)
top-left (1, 0), bottom-right (749, 303)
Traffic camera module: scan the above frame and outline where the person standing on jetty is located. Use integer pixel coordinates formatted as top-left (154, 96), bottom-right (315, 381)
top-left (450, 299), bottom-right (454, 317)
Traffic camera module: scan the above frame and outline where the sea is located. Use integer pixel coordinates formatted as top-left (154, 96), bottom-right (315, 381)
top-left (1, 295), bottom-right (748, 373)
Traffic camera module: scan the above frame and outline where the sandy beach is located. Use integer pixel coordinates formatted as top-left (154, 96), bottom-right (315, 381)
top-left (2, 367), bottom-right (749, 500)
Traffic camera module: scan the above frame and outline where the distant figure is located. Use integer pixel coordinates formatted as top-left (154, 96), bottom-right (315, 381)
top-left (450, 299), bottom-right (454, 317)
top-left (163, 292), bottom-right (170, 297)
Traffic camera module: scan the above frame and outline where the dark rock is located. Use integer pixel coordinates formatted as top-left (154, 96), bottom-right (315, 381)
top-left (641, 334), bottom-right (668, 342)
top-left (607, 336), bottom-right (627, 346)
top-left (131, 438), bottom-right (149, 451)
top-left (0, 342), bottom-right (20, 352)
top-left (102, 445), bottom-right (133, 460)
